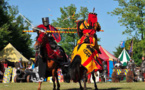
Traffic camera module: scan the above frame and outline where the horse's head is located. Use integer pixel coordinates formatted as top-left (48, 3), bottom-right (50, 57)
top-left (61, 62), bottom-right (70, 83)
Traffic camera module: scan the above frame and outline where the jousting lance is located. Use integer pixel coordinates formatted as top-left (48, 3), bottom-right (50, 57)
top-left (19, 13), bottom-right (103, 33)
top-left (19, 13), bottom-right (77, 33)
top-left (23, 30), bottom-right (77, 33)
top-left (23, 30), bottom-right (104, 33)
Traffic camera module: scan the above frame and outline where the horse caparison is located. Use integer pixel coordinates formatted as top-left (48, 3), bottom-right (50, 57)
top-left (68, 55), bottom-right (99, 90)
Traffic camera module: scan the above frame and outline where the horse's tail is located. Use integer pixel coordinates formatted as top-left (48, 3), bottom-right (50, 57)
top-left (69, 55), bottom-right (81, 82)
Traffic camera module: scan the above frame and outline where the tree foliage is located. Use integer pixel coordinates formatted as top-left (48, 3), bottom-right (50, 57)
top-left (51, 4), bottom-right (89, 56)
top-left (108, 0), bottom-right (145, 39)
top-left (109, 0), bottom-right (145, 66)
top-left (0, 0), bottom-right (34, 59)
top-left (113, 45), bottom-right (122, 58)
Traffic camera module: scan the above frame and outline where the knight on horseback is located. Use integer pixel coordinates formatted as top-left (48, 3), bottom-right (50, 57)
top-left (69, 10), bottom-right (103, 90)
top-left (73, 11), bottom-right (103, 73)
top-left (31, 17), bottom-right (68, 83)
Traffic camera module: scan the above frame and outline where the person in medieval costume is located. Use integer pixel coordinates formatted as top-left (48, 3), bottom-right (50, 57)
top-left (34, 17), bottom-right (57, 51)
top-left (72, 11), bottom-right (103, 74)
top-left (127, 59), bottom-right (136, 73)
top-left (32, 17), bottom-right (61, 82)
top-left (77, 12), bottom-right (101, 54)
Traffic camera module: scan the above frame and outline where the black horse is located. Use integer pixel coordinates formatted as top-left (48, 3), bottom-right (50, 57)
top-left (65, 55), bottom-right (102, 90)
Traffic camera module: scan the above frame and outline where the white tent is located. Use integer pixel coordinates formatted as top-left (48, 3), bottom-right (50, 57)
top-left (118, 48), bottom-right (131, 66)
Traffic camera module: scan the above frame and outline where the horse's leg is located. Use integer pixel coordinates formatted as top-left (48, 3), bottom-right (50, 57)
top-left (79, 68), bottom-right (83, 90)
top-left (55, 69), bottom-right (60, 90)
top-left (92, 72), bottom-right (98, 90)
top-left (52, 69), bottom-right (56, 90)
top-left (79, 80), bottom-right (83, 90)
top-left (38, 82), bottom-right (42, 90)
top-left (83, 70), bottom-right (87, 90)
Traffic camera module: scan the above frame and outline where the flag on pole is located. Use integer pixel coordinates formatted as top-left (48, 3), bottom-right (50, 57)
top-left (128, 39), bottom-right (133, 55)
top-left (121, 41), bottom-right (125, 48)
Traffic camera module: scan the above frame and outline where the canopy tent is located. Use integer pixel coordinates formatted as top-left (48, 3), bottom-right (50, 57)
top-left (0, 43), bottom-right (29, 62)
top-left (99, 46), bottom-right (117, 77)
top-left (118, 48), bottom-right (131, 66)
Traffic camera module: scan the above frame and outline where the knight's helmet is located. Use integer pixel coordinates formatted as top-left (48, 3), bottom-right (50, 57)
top-left (88, 12), bottom-right (97, 27)
top-left (42, 17), bottom-right (49, 27)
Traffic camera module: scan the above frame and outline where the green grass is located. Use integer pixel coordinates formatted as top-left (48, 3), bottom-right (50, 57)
top-left (0, 82), bottom-right (145, 90)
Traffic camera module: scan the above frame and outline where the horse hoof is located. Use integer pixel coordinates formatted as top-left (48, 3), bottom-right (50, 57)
top-left (38, 88), bottom-right (41, 90)
top-left (57, 88), bottom-right (60, 90)
top-left (95, 88), bottom-right (98, 90)
top-left (80, 87), bottom-right (83, 90)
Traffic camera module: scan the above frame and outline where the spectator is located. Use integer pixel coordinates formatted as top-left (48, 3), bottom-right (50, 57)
top-left (19, 57), bottom-right (23, 68)
top-left (114, 58), bottom-right (122, 68)
top-left (29, 58), bottom-right (35, 69)
top-left (127, 59), bottom-right (136, 69)
top-left (3, 59), bottom-right (8, 69)
top-left (26, 62), bottom-right (32, 69)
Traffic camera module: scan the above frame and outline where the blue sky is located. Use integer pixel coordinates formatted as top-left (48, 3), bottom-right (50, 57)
top-left (8, 0), bottom-right (130, 55)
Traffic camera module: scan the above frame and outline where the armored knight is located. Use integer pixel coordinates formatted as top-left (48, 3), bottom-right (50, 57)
top-left (77, 12), bottom-right (101, 54)
top-left (32, 17), bottom-right (62, 82)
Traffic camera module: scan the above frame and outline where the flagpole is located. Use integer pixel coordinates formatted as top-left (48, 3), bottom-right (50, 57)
top-left (128, 39), bottom-right (133, 59)
top-left (131, 39), bottom-right (133, 58)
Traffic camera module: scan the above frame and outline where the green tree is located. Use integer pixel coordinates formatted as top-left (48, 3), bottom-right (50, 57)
top-left (0, 0), bottom-right (11, 48)
top-left (0, 0), bottom-right (34, 59)
top-left (113, 45), bottom-right (122, 58)
top-left (51, 4), bottom-right (89, 56)
top-left (109, 0), bottom-right (145, 66)
top-left (108, 0), bottom-right (145, 40)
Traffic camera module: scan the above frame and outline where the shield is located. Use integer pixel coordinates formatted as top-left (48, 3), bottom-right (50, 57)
top-left (49, 25), bottom-right (61, 43)
top-left (77, 20), bottom-right (84, 38)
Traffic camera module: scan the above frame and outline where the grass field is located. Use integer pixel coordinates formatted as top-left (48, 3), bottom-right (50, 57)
top-left (0, 82), bottom-right (145, 90)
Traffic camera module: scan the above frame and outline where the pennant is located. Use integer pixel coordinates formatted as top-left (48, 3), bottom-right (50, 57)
top-left (121, 41), bottom-right (125, 48)
top-left (129, 39), bottom-right (133, 55)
